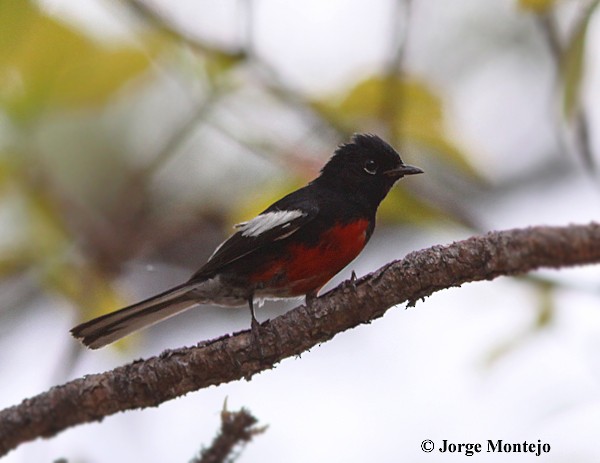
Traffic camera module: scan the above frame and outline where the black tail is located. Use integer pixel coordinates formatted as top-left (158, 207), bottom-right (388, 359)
top-left (71, 283), bottom-right (198, 349)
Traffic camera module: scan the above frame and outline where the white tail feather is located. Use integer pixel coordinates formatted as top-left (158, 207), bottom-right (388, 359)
top-left (71, 283), bottom-right (199, 349)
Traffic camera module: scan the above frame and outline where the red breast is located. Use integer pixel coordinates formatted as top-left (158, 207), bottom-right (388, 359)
top-left (249, 219), bottom-right (370, 296)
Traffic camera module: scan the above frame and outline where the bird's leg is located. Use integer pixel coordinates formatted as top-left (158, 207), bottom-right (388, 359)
top-left (305, 290), bottom-right (318, 305)
top-left (248, 296), bottom-right (266, 358)
top-left (349, 270), bottom-right (358, 293)
top-left (248, 295), bottom-right (260, 339)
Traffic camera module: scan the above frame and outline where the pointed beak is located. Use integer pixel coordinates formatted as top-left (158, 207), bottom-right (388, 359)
top-left (383, 164), bottom-right (424, 179)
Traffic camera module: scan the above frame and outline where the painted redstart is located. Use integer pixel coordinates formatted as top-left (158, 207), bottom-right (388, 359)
top-left (71, 133), bottom-right (423, 349)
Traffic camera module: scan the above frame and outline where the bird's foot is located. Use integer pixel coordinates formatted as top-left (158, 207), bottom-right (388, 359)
top-left (305, 291), bottom-right (318, 306)
top-left (251, 316), bottom-right (262, 341)
top-left (349, 270), bottom-right (358, 291)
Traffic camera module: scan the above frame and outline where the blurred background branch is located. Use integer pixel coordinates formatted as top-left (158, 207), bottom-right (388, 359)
top-left (535, 0), bottom-right (599, 172)
top-left (192, 404), bottom-right (265, 463)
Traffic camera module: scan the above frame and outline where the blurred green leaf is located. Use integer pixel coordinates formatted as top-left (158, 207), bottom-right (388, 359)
top-left (50, 48), bottom-right (151, 108)
top-left (0, 152), bottom-right (120, 312)
top-left (0, 0), bottom-right (155, 121)
top-left (0, 156), bottom-right (13, 191)
top-left (0, 249), bottom-right (32, 278)
top-left (46, 261), bottom-right (124, 320)
top-left (0, 0), bottom-right (34, 59)
top-left (205, 50), bottom-right (247, 85)
top-left (314, 76), bottom-right (478, 178)
top-left (230, 177), bottom-right (306, 226)
top-left (23, 186), bottom-right (124, 319)
top-left (517, 0), bottom-right (556, 13)
top-left (562, 1), bottom-right (599, 118)
top-left (534, 279), bottom-right (555, 328)
top-left (25, 187), bottom-right (69, 257)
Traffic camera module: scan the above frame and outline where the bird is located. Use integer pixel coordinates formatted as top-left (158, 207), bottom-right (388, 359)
top-left (71, 133), bottom-right (423, 349)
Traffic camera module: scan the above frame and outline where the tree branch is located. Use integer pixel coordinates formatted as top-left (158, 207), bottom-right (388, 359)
top-left (1, 223), bottom-right (599, 457)
top-left (192, 404), bottom-right (265, 463)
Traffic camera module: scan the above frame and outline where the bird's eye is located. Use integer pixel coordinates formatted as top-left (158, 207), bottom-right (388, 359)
top-left (363, 159), bottom-right (378, 175)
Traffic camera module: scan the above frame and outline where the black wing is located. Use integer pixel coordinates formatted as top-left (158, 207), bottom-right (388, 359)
top-left (190, 189), bottom-right (319, 279)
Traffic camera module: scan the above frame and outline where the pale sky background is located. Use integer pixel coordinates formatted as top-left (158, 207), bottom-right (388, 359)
top-left (3, 0), bottom-right (600, 462)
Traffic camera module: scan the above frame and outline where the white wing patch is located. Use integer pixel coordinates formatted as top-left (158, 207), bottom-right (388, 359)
top-left (235, 210), bottom-right (306, 238)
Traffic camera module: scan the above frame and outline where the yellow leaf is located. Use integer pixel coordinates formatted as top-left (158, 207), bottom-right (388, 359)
top-left (517, 0), bottom-right (556, 13)
top-left (0, 0), bottom-right (36, 67)
top-left (22, 187), bottom-right (122, 317)
top-left (229, 177), bottom-right (306, 226)
top-left (205, 50), bottom-right (247, 85)
top-left (0, 249), bottom-right (32, 278)
top-left (0, 2), bottom-right (154, 120)
top-left (49, 48), bottom-right (151, 108)
top-left (0, 155), bottom-right (13, 190)
top-left (315, 75), bottom-right (479, 178)
top-left (24, 190), bottom-right (68, 261)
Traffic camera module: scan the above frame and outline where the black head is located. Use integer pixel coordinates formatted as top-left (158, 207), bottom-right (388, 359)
top-left (316, 133), bottom-right (423, 209)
